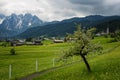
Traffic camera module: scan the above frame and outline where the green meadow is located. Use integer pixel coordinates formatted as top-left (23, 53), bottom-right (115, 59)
top-left (0, 37), bottom-right (120, 80)
top-left (34, 37), bottom-right (120, 80)
top-left (0, 40), bottom-right (70, 80)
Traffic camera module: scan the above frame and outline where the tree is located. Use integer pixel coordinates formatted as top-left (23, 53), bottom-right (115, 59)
top-left (1, 42), bottom-right (10, 47)
top-left (10, 48), bottom-right (16, 55)
top-left (64, 33), bottom-right (73, 42)
top-left (114, 30), bottom-right (120, 41)
top-left (62, 25), bottom-right (102, 72)
top-left (26, 37), bottom-right (33, 42)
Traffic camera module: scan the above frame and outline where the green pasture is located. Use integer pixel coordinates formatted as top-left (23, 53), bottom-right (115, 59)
top-left (0, 42), bottom-right (70, 80)
top-left (34, 37), bottom-right (120, 80)
top-left (0, 37), bottom-right (120, 80)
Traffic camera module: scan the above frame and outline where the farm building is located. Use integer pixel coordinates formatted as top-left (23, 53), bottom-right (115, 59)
top-left (10, 39), bottom-right (26, 46)
top-left (53, 40), bottom-right (64, 43)
top-left (33, 40), bottom-right (43, 45)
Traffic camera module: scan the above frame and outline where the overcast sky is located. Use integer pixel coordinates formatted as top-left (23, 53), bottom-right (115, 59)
top-left (0, 0), bottom-right (120, 21)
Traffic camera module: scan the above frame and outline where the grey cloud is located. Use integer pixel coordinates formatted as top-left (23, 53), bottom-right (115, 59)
top-left (0, 0), bottom-right (120, 21)
top-left (101, 5), bottom-right (120, 15)
top-left (68, 0), bottom-right (120, 16)
top-left (0, 1), bottom-right (7, 7)
top-left (54, 10), bottom-right (76, 17)
top-left (69, 0), bottom-right (103, 5)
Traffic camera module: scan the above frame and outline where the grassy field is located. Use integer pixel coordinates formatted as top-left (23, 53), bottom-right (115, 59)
top-left (0, 40), bottom-right (71, 80)
top-left (33, 37), bottom-right (120, 80)
top-left (0, 37), bottom-right (120, 80)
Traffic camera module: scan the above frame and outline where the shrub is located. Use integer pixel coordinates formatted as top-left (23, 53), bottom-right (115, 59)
top-left (114, 32), bottom-right (120, 41)
top-left (1, 42), bottom-right (10, 47)
top-left (10, 48), bottom-right (16, 55)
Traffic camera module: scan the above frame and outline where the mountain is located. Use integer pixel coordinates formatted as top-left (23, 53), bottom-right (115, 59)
top-left (0, 14), bottom-right (5, 19)
top-left (95, 18), bottom-right (120, 32)
top-left (17, 15), bottom-right (120, 38)
top-left (0, 14), bottom-right (5, 24)
top-left (0, 13), bottom-right (43, 38)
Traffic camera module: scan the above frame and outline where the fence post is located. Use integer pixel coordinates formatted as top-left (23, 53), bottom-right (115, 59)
top-left (53, 58), bottom-right (55, 67)
top-left (9, 64), bottom-right (12, 80)
top-left (36, 59), bottom-right (38, 72)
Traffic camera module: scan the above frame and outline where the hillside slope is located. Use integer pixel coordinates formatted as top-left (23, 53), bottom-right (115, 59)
top-left (18, 15), bottom-right (120, 38)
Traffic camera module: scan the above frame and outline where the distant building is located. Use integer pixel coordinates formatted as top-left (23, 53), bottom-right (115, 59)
top-left (10, 39), bottom-right (26, 46)
top-left (53, 40), bottom-right (64, 43)
top-left (95, 33), bottom-right (101, 36)
top-left (33, 40), bottom-right (43, 45)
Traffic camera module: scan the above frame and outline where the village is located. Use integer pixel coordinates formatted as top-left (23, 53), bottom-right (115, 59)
top-left (0, 27), bottom-right (110, 47)
top-left (0, 37), bottom-right (65, 47)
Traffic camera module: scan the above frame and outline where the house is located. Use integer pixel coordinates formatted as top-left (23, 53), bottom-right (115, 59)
top-left (53, 40), bottom-right (64, 43)
top-left (95, 33), bottom-right (101, 36)
top-left (33, 40), bottom-right (43, 45)
top-left (10, 39), bottom-right (26, 46)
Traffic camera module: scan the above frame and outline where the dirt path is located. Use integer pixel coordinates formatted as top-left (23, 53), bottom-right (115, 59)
top-left (19, 61), bottom-right (80, 80)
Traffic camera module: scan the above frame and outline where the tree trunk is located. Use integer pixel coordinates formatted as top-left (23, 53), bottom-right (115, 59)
top-left (80, 54), bottom-right (91, 72)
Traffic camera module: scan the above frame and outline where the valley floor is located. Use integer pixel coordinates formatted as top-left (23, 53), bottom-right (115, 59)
top-left (33, 40), bottom-right (120, 80)
top-left (0, 37), bottom-right (120, 80)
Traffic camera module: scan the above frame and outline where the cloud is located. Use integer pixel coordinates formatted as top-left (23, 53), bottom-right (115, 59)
top-left (68, 0), bottom-right (120, 16)
top-left (0, 0), bottom-right (120, 21)
top-left (69, 0), bottom-right (103, 5)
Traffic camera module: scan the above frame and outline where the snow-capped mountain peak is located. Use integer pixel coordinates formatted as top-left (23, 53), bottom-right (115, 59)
top-left (0, 13), bottom-right (44, 37)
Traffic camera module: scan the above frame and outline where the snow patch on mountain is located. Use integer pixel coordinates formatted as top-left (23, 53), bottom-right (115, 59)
top-left (28, 22), bottom-right (31, 26)
top-left (16, 20), bottom-right (23, 29)
top-left (0, 18), bottom-right (5, 24)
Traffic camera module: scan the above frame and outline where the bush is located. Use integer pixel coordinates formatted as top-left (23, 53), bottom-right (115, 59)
top-left (1, 42), bottom-right (10, 47)
top-left (104, 34), bottom-right (110, 38)
top-left (110, 33), bottom-right (115, 38)
top-left (26, 37), bottom-right (32, 42)
top-left (10, 48), bottom-right (16, 55)
top-left (114, 32), bottom-right (120, 41)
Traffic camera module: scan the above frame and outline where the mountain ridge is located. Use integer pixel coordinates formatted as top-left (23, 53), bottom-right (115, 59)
top-left (17, 15), bottom-right (120, 38)
top-left (0, 14), bottom-right (120, 39)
